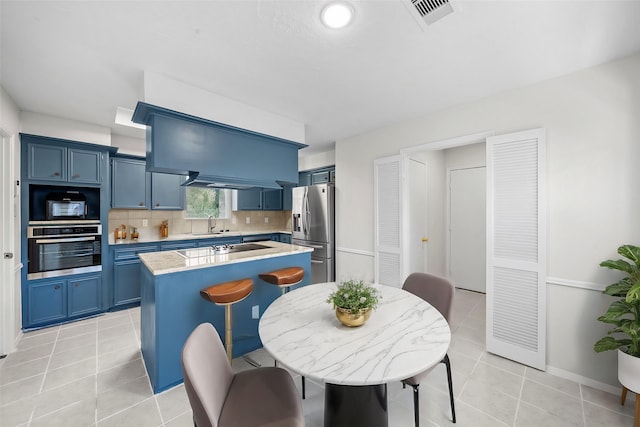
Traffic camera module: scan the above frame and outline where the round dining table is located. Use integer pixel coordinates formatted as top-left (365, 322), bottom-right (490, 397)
top-left (258, 282), bottom-right (451, 427)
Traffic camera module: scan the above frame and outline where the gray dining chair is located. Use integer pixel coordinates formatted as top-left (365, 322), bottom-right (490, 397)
top-left (181, 322), bottom-right (304, 427)
top-left (402, 272), bottom-right (457, 425)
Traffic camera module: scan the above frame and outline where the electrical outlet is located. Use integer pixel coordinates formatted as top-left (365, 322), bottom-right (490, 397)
top-left (252, 305), bottom-right (259, 319)
top-left (246, 217), bottom-right (250, 224)
top-left (142, 219), bottom-right (148, 227)
top-left (264, 217), bottom-right (269, 223)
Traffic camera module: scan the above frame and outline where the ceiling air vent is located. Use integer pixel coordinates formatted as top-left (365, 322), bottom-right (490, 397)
top-left (410, 0), bottom-right (454, 25)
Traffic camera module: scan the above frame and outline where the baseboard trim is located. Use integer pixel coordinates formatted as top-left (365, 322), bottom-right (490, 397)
top-left (336, 247), bottom-right (375, 257)
top-left (546, 365), bottom-right (620, 395)
top-left (547, 276), bottom-right (606, 292)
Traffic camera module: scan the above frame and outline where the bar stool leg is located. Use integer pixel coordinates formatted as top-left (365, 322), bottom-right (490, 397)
top-left (225, 304), bottom-right (233, 364)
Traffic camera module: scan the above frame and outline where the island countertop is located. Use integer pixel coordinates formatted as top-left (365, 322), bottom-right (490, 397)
top-left (138, 240), bottom-right (313, 276)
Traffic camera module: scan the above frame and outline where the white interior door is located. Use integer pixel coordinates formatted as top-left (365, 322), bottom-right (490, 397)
top-left (449, 167), bottom-right (486, 292)
top-left (486, 128), bottom-right (546, 371)
top-left (407, 157), bottom-right (428, 275)
top-left (374, 155), bottom-right (402, 287)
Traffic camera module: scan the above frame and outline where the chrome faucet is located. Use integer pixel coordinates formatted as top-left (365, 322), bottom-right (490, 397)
top-left (208, 215), bottom-right (216, 233)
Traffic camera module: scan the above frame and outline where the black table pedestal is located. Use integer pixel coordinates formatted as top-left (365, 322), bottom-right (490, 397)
top-left (324, 383), bottom-right (388, 427)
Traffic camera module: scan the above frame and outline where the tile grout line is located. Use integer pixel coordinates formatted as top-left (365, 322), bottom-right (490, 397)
top-left (513, 366), bottom-right (526, 426)
top-left (94, 318), bottom-right (99, 426)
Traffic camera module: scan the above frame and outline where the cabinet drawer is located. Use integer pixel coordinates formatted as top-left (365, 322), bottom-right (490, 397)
top-left (113, 245), bottom-right (160, 261)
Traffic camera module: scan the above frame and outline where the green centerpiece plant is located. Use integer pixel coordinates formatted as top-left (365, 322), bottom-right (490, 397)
top-left (327, 280), bottom-right (381, 327)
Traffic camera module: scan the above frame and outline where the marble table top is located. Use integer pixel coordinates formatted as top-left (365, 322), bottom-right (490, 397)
top-left (258, 282), bottom-right (451, 386)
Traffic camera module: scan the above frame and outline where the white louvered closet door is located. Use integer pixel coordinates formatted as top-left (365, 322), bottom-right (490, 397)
top-left (486, 128), bottom-right (547, 370)
top-left (374, 155), bottom-right (403, 287)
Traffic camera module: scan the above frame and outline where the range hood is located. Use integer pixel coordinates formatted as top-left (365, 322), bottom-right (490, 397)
top-left (182, 172), bottom-right (283, 190)
top-left (131, 102), bottom-right (306, 190)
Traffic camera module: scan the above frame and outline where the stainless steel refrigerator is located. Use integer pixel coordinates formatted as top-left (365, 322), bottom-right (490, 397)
top-left (292, 183), bottom-right (335, 284)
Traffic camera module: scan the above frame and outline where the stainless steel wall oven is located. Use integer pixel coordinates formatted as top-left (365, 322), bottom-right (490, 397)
top-left (27, 222), bottom-right (102, 279)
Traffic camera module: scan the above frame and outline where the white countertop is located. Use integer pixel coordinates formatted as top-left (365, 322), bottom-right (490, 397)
top-left (138, 240), bottom-right (312, 276)
top-left (108, 230), bottom-right (291, 245)
top-left (259, 283), bottom-right (451, 386)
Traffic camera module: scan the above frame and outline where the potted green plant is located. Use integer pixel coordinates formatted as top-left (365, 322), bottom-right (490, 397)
top-left (327, 280), bottom-right (381, 327)
top-left (594, 244), bottom-right (640, 406)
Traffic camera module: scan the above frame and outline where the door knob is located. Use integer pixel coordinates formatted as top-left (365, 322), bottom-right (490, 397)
top-left (421, 237), bottom-right (429, 242)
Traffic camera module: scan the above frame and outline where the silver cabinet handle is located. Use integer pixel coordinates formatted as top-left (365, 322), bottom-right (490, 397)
top-left (311, 260), bottom-right (324, 264)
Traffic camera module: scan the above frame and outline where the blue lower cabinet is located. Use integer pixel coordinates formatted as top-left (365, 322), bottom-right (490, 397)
top-left (68, 276), bottom-right (102, 316)
top-left (112, 244), bottom-right (160, 307)
top-left (27, 279), bottom-right (67, 326)
top-left (25, 273), bottom-right (103, 328)
top-left (280, 234), bottom-right (292, 244)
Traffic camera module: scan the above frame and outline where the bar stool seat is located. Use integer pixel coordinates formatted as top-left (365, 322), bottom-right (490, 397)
top-left (259, 267), bottom-right (304, 292)
top-left (200, 278), bottom-right (253, 305)
top-left (200, 278), bottom-right (253, 364)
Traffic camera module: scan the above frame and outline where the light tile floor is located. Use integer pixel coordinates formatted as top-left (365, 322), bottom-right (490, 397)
top-left (0, 290), bottom-right (636, 426)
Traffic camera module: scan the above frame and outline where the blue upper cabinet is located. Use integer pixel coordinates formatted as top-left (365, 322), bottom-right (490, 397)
top-left (112, 157), bottom-right (149, 209)
top-left (282, 186), bottom-right (293, 210)
top-left (68, 148), bottom-right (102, 184)
top-left (151, 172), bottom-right (185, 210)
top-left (131, 102), bottom-right (306, 189)
top-left (23, 134), bottom-right (113, 185)
top-left (262, 189), bottom-right (282, 210)
top-left (28, 144), bottom-right (67, 181)
top-left (111, 157), bottom-right (185, 210)
top-left (236, 189), bottom-right (262, 210)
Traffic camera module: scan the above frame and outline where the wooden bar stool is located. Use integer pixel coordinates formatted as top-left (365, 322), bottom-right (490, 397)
top-left (259, 266), bottom-right (305, 295)
top-left (259, 266), bottom-right (307, 398)
top-left (200, 278), bottom-right (253, 364)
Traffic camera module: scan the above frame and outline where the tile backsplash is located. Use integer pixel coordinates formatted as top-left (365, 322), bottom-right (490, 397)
top-left (108, 209), bottom-right (292, 241)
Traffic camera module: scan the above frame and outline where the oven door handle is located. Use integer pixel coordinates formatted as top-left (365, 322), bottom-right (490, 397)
top-left (35, 236), bottom-right (97, 244)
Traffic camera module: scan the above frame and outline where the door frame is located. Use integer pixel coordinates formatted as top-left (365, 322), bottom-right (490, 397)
top-left (399, 130), bottom-right (495, 281)
top-left (445, 164), bottom-right (486, 289)
top-left (403, 156), bottom-right (428, 276)
top-left (0, 130), bottom-right (17, 356)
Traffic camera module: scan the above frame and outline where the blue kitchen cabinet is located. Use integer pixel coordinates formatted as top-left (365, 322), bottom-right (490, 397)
top-left (235, 189), bottom-right (262, 210)
top-left (27, 279), bottom-right (67, 326)
top-left (298, 172), bottom-right (311, 186)
top-left (25, 272), bottom-right (103, 328)
top-left (28, 143), bottom-right (67, 182)
top-left (112, 157), bottom-right (150, 209)
top-left (27, 142), bottom-right (102, 184)
top-left (282, 186), bottom-right (292, 210)
top-left (197, 236), bottom-right (242, 247)
top-left (298, 166), bottom-right (335, 188)
top-left (280, 234), bottom-right (292, 243)
top-left (262, 189), bottom-right (282, 210)
top-left (151, 172), bottom-right (186, 210)
top-left (160, 241), bottom-right (198, 251)
top-left (311, 170), bottom-right (330, 184)
top-left (113, 244), bottom-right (160, 307)
top-left (68, 148), bottom-right (102, 184)
top-left (235, 189), bottom-right (283, 211)
top-left (68, 275), bottom-right (102, 317)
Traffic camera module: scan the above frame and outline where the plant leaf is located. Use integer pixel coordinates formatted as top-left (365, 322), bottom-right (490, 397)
top-left (604, 281), bottom-right (632, 297)
top-left (600, 259), bottom-right (633, 274)
top-left (594, 336), bottom-right (626, 352)
top-left (618, 245), bottom-right (640, 267)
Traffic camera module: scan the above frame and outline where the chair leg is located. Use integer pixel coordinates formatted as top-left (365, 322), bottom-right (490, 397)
top-left (302, 376), bottom-right (306, 399)
top-left (412, 384), bottom-right (420, 427)
top-left (443, 354), bottom-right (456, 423)
top-left (622, 386), bottom-right (628, 405)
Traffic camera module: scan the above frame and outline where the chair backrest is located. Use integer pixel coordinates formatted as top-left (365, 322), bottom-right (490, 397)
top-left (402, 272), bottom-right (454, 321)
top-left (181, 323), bottom-right (234, 427)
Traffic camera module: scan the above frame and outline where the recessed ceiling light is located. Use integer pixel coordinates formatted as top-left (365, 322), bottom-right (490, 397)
top-left (321, 2), bottom-right (354, 29)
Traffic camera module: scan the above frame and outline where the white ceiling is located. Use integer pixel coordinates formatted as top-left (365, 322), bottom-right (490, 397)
top-left (2, 0), bottom-right (640, 155)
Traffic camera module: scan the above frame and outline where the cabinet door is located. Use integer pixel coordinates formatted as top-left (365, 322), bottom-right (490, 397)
top-left (151, 173), bottom-right (186, 210)
top-left (113, 260), bottom-right (143, 306)
top-left (280, 234), bottom-right (292, 244)
top-left (236, 189), bottom-right (262, 210)
top-left (262, 189), bottom-right (282, 210)
top-left (68, 275), bottom-right (102, 316)
top-left (299, 172), bottom-right (311, 186)
top-left (282, 186), bottom-right (292, 210)
top-left (112, 158), bottom-right (149, 209)
top-left (28, 144), bottom-right (67, 181)
top-left (69, 148), bottom-right (101, 184)
top-left (160, 241), bottom-right (197, 251)
top-left (27, 279), bottom-right (67, 326)
top-left (311, 171), bottom-right (330, 184)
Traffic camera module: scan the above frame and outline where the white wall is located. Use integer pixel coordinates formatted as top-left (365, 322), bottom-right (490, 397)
top-left (21, 111), bottom-right (111, 146)
top-left (299, 149), bottom-right (335, 171)
top-left (335, 52), bottom-right (640, 388)
top-left (1, 86), bottom-right (22, 348)
top-left (111, 134), bottom-right (145, 157)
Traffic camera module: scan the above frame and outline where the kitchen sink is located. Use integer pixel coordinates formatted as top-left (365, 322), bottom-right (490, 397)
top-left (177, 243), bottom-right (271, 258)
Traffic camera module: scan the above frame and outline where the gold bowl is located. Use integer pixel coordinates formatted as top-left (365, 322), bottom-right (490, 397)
top-left (335, 307), bottom-right (372, 327)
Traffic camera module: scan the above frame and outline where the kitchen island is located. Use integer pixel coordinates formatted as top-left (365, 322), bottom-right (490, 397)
top-left (138, 241), bottom-right (312, 393)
